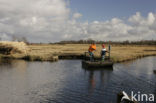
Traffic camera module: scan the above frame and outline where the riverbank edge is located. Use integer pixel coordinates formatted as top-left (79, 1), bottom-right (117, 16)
top-left (0, 53), bottom-right (156, 63)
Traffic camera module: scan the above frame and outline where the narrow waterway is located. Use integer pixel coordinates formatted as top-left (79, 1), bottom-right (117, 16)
top-left (0, 57), bottom-right (156, 103)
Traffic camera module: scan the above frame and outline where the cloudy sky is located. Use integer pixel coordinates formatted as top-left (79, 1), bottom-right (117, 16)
top-left (0, 0), bottom-right (156, 42)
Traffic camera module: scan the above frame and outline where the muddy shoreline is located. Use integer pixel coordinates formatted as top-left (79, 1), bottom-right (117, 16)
top-left (0, 53), bottom-right (156, 63)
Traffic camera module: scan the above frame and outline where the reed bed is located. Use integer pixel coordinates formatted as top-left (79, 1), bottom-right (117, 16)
top-left (0, 42), bottom-right (156, 62)
top-left (27, 44), bottom-right (156, 62)
top-left (0, 41), bottom-right (29, 55)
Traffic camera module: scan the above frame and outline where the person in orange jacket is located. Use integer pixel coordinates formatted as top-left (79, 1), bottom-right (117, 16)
top-left (88, 42), bottom-right (96, 61)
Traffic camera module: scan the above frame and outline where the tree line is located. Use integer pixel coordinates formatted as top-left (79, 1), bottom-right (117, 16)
top-left (56, 39), bottom-right (156, 45)
top-left (0, 36), bottom-right (156, 45)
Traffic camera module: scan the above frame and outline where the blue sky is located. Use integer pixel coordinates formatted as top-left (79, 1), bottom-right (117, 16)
top-left (70, 0), bottom-right (156, 22)
top-left (0, 0), bottom-right (156, 42)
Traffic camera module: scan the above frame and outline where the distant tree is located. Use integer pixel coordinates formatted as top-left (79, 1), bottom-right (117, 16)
top-left (12, 35), bottom-right (29, 43)
top-left (20, 37), bottom-right (28, 43)
top-left (86, 38), bottom-right (95, 44)
top-left (56, 39), bottom-right (156, 45)
top-left (12, 35), bottom-right (18, 41)
top-left (122, 40), bottom-right (130, 45)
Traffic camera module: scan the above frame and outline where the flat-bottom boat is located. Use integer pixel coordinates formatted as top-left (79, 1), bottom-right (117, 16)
top-left (82, 60), bottom-right (113, 69)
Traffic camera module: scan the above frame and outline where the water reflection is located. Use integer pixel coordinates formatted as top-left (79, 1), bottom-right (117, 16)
top-left (0, 57), bottom-right (155, 103)
top-left (85, 67), bottom-right (113, 95)
top-left (88, 71), bottom-right (95, 93)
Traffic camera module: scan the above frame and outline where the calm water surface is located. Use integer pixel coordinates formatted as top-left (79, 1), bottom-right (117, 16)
top-left (0, 57), bottom-right (156, 103)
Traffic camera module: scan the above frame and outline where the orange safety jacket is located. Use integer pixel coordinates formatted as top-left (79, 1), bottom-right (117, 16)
top-left (88, 44), bottom-right (96, 52)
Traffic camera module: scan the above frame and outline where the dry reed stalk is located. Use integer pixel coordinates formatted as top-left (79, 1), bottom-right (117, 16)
top-left (0, 41), bottom-right (29, 55)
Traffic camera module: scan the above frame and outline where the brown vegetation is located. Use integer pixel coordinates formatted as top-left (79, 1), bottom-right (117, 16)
top-left (0, 41), bottom-right (29, 55)
top-left (27, 44), bottom-right (156, 62)
top-left (0, 42), bottom-right (156, 62)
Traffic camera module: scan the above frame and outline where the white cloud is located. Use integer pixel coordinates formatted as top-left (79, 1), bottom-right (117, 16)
top-left (0, 0), bottom-right (156, 42)
top-left (73, 12), bottom-right (82, 19)
top-left (147, 12), bottom-right (155, 25)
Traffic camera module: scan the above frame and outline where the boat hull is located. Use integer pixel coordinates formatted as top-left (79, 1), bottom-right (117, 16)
top-left (82, 60), bottom-right (113, 69)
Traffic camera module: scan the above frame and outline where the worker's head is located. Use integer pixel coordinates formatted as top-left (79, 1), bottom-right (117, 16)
top-left (102, 44), bottom-right (105, 48)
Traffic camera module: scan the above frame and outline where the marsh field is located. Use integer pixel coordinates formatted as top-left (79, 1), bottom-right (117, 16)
top-left (27, 44), bottom-right (156, 62)
top-left (0, 42), bottom-right (156, 62)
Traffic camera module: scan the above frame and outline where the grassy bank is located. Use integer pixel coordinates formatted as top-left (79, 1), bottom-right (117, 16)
top-left (0, 42), bottom-right (156, 62)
